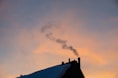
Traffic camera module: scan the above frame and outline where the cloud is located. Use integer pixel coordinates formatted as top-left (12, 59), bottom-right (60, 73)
top-left (0, 66), bottom-right (6, 78)
top-left (1, 18), bottom-right (117, 78)
top-left (87, 71), bottom-right (117, 78)
top-left (0, 1), bottom-right (118, 78)
top-left (0, 65), bottom-right (15, 78)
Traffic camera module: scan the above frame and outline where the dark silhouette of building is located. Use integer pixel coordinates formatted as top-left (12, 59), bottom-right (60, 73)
top-left (62, 58), bottom-right (84, 78)
top-left (17, 57), bottom-right (85, 78)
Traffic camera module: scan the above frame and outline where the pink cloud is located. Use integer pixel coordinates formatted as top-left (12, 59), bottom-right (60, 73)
top-left (0, 65), bottom-right (15, 78)
top-left (0, 6), bottom-right (118, 78)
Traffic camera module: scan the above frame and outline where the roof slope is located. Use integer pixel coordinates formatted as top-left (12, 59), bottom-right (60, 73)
top-left (17, 57), bottom-right (85, 78)
top-left (18, 64), bottom-right (71, 78)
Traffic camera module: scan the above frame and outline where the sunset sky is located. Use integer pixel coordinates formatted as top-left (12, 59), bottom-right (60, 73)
top-left (0, 0), bottom-right (118, 78)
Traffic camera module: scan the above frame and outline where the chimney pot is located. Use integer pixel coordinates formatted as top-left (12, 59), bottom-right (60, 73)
top-left (78, 57), bottom-right (80, 68)
top-left (68, 58), bottom-right (70, 63)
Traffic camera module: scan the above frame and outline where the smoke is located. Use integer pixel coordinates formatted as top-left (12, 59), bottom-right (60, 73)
top-left (41, 24), bottom-right (52, 33)
top-left (62, 44), bottom-right (79, 56)
top-left (41, 24), bottom-right (79, 57)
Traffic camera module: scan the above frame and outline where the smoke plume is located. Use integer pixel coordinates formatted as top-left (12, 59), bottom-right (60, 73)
top-left (41, 24), bottom-right (79, 57)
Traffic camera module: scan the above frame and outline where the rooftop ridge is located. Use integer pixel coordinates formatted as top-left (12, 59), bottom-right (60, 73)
top-left (17, 57), bottom-right (85, 78)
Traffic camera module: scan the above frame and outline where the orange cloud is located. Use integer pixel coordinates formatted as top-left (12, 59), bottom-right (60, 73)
top-left (12, 17), bottom-right (118, 78)
top-left (0, 65), bottom-right (15, 78)
top-left (87, 71), bottom-right (117, 78)
top-left (1, 6), bottom-right (118, 78)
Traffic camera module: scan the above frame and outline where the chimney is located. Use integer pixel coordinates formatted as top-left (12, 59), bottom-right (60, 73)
top-left (68, 58), bottom-right (70, 63)
top-left (78, 57), bottom-right (80, 68)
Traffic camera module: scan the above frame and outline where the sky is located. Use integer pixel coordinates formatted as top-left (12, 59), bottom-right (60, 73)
top-left (0, 0), bottom-right (118, 78)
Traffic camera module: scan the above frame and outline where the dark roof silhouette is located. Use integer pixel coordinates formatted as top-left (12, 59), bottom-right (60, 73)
top-left (17, 57), bottom-right (85, 78)
top-left (62, 58), bottom-right (84, 78)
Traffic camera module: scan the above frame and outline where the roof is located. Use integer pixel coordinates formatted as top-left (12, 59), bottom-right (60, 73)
top-left (17, 57), bottom-right (85, 78)
top-left (18, 64), bottom-right (71, 78)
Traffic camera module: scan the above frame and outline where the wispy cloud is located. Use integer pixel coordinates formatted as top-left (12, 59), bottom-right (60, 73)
top-left (0, 0), bottom-right (118, 78)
